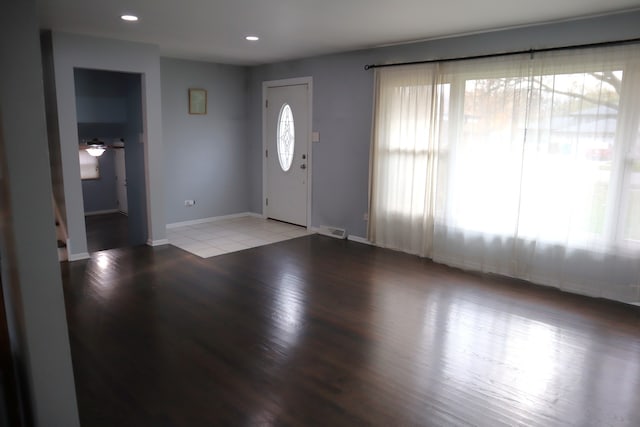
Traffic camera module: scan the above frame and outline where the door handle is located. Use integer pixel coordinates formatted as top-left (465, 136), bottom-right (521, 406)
top-left (300, 164), bottom-right (307, 170)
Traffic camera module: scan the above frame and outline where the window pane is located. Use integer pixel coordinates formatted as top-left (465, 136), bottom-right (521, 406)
top-left (277, 103), bottom-right (294, 172)
top-left (79, 149), bottom-right (99, 180)
top-left (448, 69), bottom-right (626, 247)
top-left (625, 190), bottom-right (640, 241)
top-left (383, 83), bottom-right (449, 217)
top-left (521, 71), bottom-right (621, 245)
top-left (448, 77), bottom-right (529, 234)
top-left (622, 121), bottom-right (640, 243)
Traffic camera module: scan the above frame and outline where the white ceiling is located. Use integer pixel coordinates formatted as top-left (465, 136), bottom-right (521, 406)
top-left (37, 0), bottom-right (640, 65)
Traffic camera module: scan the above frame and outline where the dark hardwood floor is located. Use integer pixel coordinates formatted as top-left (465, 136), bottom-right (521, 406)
top-left (61, 235), bottom-right (640, 426)
top-left (84, 212), bottom-right (129, 253)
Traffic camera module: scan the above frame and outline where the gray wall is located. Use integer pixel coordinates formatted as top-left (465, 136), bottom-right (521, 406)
top-left (247, 9), bottom-right (640, 239)
top-left (74, 68), bottom-right (129, 123)
top-left (0, 1), bottom-right (80, 425)
top-left (161, 58), bottom-right (249, 224)
top-left (123, 74), bottom-right (149, 245)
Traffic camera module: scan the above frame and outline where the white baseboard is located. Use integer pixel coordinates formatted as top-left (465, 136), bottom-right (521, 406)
top-left (85, 209), bottom-right (120, 216)
top-left (68, 252), bottom-right (90, 261)
top-left (167, 212), bottom-right (263, 229)
top-left (348, 235), bottom-right (372, 245)
top-left (147, 239), bottom-right (170, 247)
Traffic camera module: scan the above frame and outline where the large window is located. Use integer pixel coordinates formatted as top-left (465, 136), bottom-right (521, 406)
top-left (370, 45), bottom-right (640, 303)
top-left (451, 68), bottom-right (638, 249)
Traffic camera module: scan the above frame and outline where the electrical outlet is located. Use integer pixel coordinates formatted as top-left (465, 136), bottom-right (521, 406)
top-left (184, 200), bottom-right (195, 207)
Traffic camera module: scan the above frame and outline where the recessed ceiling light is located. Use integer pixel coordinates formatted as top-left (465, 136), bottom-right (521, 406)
top-left (120, 14), bottom-right (139, 22)
top-left (245, 35), bottom-right (259, 41)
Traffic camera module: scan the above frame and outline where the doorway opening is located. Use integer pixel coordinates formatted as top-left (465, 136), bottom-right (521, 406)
top-left (74, 68), bottom-right (148, 252)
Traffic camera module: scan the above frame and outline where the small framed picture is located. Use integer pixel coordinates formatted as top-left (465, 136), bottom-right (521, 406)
top-left (188, 88), bottom-right (207, 115)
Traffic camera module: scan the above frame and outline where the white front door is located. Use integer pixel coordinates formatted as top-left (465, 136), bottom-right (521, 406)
top-left (114, 148), bottom-right (128, 215)
top-left (266, 84), bottom-right (310, 226)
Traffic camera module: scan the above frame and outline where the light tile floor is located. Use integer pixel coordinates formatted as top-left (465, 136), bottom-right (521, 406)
top-left (167, 215), bottom-right (311, 258)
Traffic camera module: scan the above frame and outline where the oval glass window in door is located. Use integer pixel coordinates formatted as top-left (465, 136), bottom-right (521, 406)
top-left (277, 103), bottom-right (295, 171)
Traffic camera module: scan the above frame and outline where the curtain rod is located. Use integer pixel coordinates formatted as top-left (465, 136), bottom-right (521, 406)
top-left (363, 37), bottom-right (640, 70)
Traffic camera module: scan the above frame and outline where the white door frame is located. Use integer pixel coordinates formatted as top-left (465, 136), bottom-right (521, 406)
top-left (262, 77), bottom-right (313, 229)
top-left (114, 147), bottom-right (128, 215)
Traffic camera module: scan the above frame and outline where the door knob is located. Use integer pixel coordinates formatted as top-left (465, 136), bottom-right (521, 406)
top-left (300, 164), bottom-right (307, 170)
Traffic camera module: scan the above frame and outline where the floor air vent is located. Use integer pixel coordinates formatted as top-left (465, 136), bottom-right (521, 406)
top-left (317, 225), bottom-right (347, 239)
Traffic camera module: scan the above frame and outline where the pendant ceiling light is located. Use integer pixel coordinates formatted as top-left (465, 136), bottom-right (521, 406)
top-left (85, 138), bottom-right (106, 157)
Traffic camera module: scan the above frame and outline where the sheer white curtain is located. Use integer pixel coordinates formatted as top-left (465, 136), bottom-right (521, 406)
top-left (369, 64), bottom-right (442, 255)
top-left (369, 45), bottom-right (640, 304)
